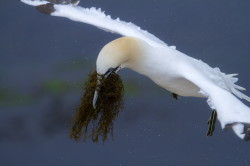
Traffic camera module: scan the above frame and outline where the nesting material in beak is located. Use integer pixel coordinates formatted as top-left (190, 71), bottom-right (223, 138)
top-left (70, 71), bottom-right (124, 143)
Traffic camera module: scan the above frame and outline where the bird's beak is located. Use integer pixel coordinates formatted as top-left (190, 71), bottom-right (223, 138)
top-left (92, 66), bottom-right (120, 109)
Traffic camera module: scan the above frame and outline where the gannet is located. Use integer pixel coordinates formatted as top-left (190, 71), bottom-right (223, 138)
top-left (20, 0), bottom-right (250, 141)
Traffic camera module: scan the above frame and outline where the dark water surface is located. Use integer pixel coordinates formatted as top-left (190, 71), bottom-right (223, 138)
top-left (1, 0), bottom-right (250, 165)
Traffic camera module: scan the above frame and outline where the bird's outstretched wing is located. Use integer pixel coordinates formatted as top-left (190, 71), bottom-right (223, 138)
top-left (179, 60), bottom-right (250, 140)
top-left (20, 0), bottom-right (166, 47)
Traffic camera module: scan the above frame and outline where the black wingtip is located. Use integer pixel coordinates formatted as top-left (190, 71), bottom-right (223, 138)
top-left (171, 93), bottom-right (178, 100)
top-left (243, 123), bottom-right (250, 141)
top-left (35, 3), bottom-right (55, 15)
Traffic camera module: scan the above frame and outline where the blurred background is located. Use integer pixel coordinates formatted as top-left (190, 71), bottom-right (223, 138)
top-left (1, 0), bottom-right (250, 165)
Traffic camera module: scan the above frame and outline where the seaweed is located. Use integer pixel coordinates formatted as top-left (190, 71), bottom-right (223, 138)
top-left (69, 71), bottom-right (124, 143)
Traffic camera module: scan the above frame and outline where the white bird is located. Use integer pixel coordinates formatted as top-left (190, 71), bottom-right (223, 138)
top-left (20, 0), bottom-right (250, 140)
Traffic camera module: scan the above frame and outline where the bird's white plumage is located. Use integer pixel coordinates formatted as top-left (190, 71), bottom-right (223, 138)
top-left (20, 0), bottom-right (250, 140)
top-left (21, 0), bottom-right (48, 6)
top-left (20, 0), bottom-right (165, 47)
top-left (53, 5), bottom-right (166, 47)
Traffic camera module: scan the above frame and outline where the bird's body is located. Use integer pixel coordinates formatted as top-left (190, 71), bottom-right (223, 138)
top-left (133, 45), bottom-right (203, 97)
top-left (20, 0), bottom-right (250, 140)
top-left (100, 37), bottom-right (215, 98)
top-left (97, 37), bottom-right (202, 97)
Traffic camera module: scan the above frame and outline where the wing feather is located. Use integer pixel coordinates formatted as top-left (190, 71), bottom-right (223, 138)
top-left (20, 0), bottom-right (166, 47)
top-left (180, 62), bottom-right (250, 140)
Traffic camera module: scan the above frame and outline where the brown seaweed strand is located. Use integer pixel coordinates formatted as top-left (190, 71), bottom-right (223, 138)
top-left (70, 71), bottom-right (124, 143)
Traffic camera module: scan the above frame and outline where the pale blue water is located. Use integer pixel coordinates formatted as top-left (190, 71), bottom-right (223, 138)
top-left (1, 0), bottom-right (250, 165)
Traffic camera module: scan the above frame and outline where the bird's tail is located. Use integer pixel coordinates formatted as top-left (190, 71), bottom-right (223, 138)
top-left (231, 123), bottom-right (250, 140)
top-left (207, 87), bottom-right (250, 140)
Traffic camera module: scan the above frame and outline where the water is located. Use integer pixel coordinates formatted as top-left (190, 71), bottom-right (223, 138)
top-left (1, 0), bottom-right (250, 165)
